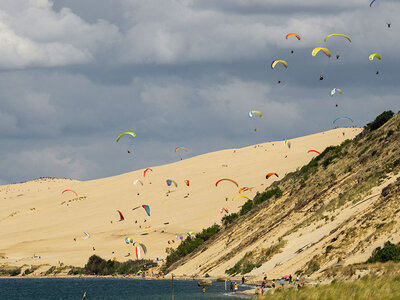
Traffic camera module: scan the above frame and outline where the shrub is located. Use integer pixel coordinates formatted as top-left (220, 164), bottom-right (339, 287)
top-left (365, 110), bottom-right (394, 132)
top-left (84, 255), bottom-right (156, 275)
top-left (221, 213), bottom-right (239, 225)
top-left (367, 241), bottom-right (400, 263)
top-left (163, 224), bottom-right (220, 271)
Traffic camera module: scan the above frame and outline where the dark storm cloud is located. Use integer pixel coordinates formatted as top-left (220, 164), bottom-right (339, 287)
top-left (0, 0), bottom-right (398, 184)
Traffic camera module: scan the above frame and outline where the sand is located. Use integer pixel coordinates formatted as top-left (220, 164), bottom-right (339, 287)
top-left (0, 128), bottom-right (362, 271)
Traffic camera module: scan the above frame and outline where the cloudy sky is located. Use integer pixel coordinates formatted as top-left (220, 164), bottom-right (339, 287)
top-left (0, 0), bottom-right (398, 184)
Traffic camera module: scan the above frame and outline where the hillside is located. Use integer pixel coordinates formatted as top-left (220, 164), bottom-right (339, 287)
top-left (0, 128), bottom-right (360, 270)
top-left (167, 112), bottom-right (400, 280)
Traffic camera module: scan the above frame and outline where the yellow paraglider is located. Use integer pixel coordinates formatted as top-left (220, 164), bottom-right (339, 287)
top-left (232, 195), bottom-right (252, 201)
top-left (312, 47), bottom-right (331, 58)
top-left (116, 132), bottom-right (136, 142)
top-left (271, 60), bottom-right (288, 69)
top-left (369, 53), bottom-right (382, 61)
top-left (324, 34), bottom-right (352, 43)
top-left (249, 110), bottom-right (263, 118)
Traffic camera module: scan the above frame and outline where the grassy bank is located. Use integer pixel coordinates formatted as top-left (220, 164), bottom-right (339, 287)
top-left (263, 274), bottom-right (400, 300)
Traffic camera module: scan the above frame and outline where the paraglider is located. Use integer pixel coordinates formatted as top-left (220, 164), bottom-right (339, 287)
top-left (142, 205), bottom-right (150, 216)
top-left (125, 237), bottom-right (133, 244)
top-left (187, 231), bottom-right (195, 237)
top-left (333, 117), bottom-right (353, 124)
top-left (369, 53), bottom-right (382, 61)
top-left (312, 47), bottom-right (331, 58)
top-left (370, 0), bottom-right (376, 7)
top-left (62, 189), bottom-right (77, 197)
top-left (232, 195), bottom-right (252, 201)
top-left (266, 173), bottom-right (279, 179)
top-left (220, 208), bottom-right (229, 214)
top-left (239, 187), bottom-right (252, 194)
top-left (176, 235), bottom-right (183, 240)
top-left (175, 147), bottom-right (188, 152)
top-left (248, 110), bottom-right (263, 118)
top-left (308, 150), bottom-right (321, 155)
top-left (184, 180), bottom-right (190, 186)
top-left (215, 178), bottom-right (239, 188)
top-left (324, 34), bottom-right (352, 43)
top-left (134, 179), bottom-right (143, 186)
top-left (116, 132), bottom-right (136, 142)
top-left (286, 33), bottom-right (301, 40)
top-left (386, 22), bottom-right (391, 28)
top-left (133, 242), bottom-right (147, 259)
top-left (331, 88), bottom-right (343, 96)
top-left (271, 60), bottom-right (288, 69)
top-left (117, 210), bottom-right (125, 221)
top-left (166, 179), bottom-right (178, 188)
top-left (143, 168), bottom-right (152, 177)
top-left (83, 232), bottom-right (90, 240)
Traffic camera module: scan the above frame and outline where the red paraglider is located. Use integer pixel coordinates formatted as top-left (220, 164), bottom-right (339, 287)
top-left (215, 178), bottom-right (239, 188)
top-left (143, 168), bottom-right (152, 177)
top-left (62, 189), bottom-right (77, 196)
top-left (307, 150), bottom-right (321, 155)
top-left (117, 210), bottom-right (124, 221)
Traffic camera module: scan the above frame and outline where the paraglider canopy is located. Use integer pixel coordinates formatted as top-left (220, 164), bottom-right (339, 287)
top-left (116, 132), bottom-right (136, 142)
top-left (266, 173), bottom-right (279, 179)
top-left (331, 88), bottom-right (343, 96)
top-left (333, 116), bottom-right (353, 124)
top-left (215, 178), bottom-right (239, 188)
top-left (117, 210), bottom-right (124, 221)
top-left (143, 168), bottom-right (153, 177)
top-left (232, 195), bottom-right (252, 201)
top-left (166, 179), bottom-right (178, 188)
top-left (142, 205), bottom-right (150, 216)
top-left (286, 33), bottom-right (301, 40)
top-left (271, 60), bottom-right (288, 69)
top-left (175, 146), bottom-right (188, 152)
top-left (248, 110), bottom-right (263, 118)
top-left (369, 53), bottom-right (382, 61)
top-left (312, 47), bottom-right (331, 58)
top-left (62, 189), bottom-right (77, 196)
top-left (324, 34), bottom-right (352, 43)
top-left (308, 150), bottom-right (321, 155)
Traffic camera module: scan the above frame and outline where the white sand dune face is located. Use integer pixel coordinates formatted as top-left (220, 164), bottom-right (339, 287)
top-left (0, 128), bottom-right (361, 268)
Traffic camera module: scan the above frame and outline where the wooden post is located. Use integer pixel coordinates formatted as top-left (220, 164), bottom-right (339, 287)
top-left (172, 273), bottom-right (174, 300)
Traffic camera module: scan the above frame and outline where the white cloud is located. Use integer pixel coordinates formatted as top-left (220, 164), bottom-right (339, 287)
top-left (0, 0), bottom-right (120, 68)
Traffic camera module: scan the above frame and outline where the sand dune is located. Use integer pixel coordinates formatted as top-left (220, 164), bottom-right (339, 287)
top-left (0, 128), bottom-right (361, 268)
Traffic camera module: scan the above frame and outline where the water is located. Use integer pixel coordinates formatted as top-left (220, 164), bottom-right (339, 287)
top-left (0, 278), bottom-right (251, 299)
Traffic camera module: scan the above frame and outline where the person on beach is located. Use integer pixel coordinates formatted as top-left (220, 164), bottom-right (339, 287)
top-left (202, 287), bottom-right (206, 293)
top-left (289, 274), bottom-right (293, 284)
top-left (280, 278), bottom-right (285, 287)
top-left (230, 282), bottom-right (234, 293)
top-left (234, 282), bottom-right (238, 293)
top-left (272, 279), bottom-right (275, 288)
top-left (242, 276), bottom-right (245, 284)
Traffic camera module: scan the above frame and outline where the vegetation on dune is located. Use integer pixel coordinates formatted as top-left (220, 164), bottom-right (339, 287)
top-left (367, 241), bottom-right (400, 264)
top-left (225, 238), bottom-right (287, 275)
top-left (262, 274), bottom-right (400, 300)
top-left (222, 186), bottom-right (283, 226)
top-left (364, 110), bottom-right (394, 132)
top-left (162, 224), bottom-right (220, 272)
top-left (68, 255), bottom-right (157, 276)
top-left (0, 266), bottom-right (21, 276)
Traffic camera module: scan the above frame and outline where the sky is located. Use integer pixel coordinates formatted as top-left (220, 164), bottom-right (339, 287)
top-left (0, 0), bottom-right (399, 184)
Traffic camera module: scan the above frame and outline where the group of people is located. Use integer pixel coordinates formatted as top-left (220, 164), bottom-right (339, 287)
top-left (256, 274), bottom-right (301, 295)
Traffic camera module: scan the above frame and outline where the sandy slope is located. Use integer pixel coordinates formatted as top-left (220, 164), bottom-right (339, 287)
top-left (0, 128), bottom-right (361, 268)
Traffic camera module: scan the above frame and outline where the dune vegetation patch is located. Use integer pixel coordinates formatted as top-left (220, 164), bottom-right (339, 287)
top-left (225, 239), bottom-right (287, 275)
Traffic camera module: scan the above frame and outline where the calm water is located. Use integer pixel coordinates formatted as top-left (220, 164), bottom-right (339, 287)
top-left (0, 278), bottom-right (251, 299)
